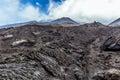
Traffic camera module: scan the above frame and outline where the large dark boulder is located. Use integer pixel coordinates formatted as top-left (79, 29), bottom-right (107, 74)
top-left (100, 36), bottom-right (120, 51)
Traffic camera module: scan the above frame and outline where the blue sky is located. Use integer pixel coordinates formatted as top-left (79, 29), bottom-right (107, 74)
top-left (20, 0), bottom-right (61, 13)
top-left (0, 0), bottom-right (120, 26)
top-left (0, 0), bottom-right (63, 26)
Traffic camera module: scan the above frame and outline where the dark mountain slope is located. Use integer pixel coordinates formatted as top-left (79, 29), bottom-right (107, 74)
top-left (109, 18), bottom-right (120, 26)
top-left (0, 21), bottom-right (38, 28)
top-left (0, 22), bottom-right (119, 80)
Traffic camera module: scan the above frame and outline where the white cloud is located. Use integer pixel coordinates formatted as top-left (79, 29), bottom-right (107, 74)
top-left (0, 0), bottom-right (46, 26)
top-left (48, 0), bottom-right (120, 24)
top-left (19, 4), bottom-right (41, 20)
top-left (0, 0), bottom-right (20, 25)
top-left (36, 2), bottom-right (40, 6)
top-left (0, 0), bottom-right (120, 26)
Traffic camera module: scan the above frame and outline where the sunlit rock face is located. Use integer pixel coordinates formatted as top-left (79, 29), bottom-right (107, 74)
top-left (93, 69), bottom-right (120, 80)
top-left (0, 22), bottom-right (119, 80)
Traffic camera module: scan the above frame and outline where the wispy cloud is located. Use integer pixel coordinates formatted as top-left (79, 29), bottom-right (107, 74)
top-left (0, 0), bottom-right (46, 26)
top-left (48, 0), bottom-right (120, 24)
top-left (19, 4), bottom-right (41, 20)
top-left (0, 0), bottom-right (120, 26)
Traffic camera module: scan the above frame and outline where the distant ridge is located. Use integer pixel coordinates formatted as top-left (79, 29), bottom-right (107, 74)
top-left (109, 18), bottom-right (120, 26)
top-left (50, 17), bottom-right (78, 24)
top-left (0, 17), bottom-right (84, 28)
top-left (0, 21), bottom-right (38, 28)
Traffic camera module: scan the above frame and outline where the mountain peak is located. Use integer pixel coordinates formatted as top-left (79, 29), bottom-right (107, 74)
top-left (51, 17), bottom-right (78, 24)
top-left (58, 17), bottom-right (72, 20)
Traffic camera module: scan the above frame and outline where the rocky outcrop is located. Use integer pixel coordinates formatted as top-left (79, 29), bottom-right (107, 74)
top-left (101, 36), bottom-right (120, 51)
top-left (93, 69), bottom-right (120, 80)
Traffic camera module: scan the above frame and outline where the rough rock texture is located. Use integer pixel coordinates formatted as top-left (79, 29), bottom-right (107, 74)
top-left (0, 22), bottom-right (119, 80)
